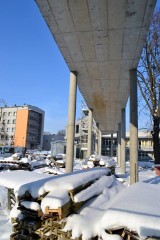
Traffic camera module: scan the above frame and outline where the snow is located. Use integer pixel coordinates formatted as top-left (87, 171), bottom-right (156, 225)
top-left (0, 210), bottom-right (12, 240)
top-left (100, 182), bottom-right (160, 239)
top-left (41, 188), bottom-right (70, 212)
top-left (21, 201), bottom-right (41, 211)
top-left (73, 175), bottom-right (115, 203)
top-left (0, 170), bottom-right (54, 189)
top-left (43, 168), bottom-right (109, 193)
top-left (7, 168), bottom-right (108, 199)
top-left (64, 178), bottom-right (124, 240)
top-left (10, 204), bottom-right (24, 220)
top-left (0, 160), bottom-right (160, 240)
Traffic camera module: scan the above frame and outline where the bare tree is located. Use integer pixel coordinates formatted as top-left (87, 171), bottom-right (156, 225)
top-left (57, 129), bottom-right (65, 136)
top-left (138, 8), bottom-right (160, 164)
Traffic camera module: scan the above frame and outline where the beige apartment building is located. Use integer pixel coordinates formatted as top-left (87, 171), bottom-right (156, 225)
top-left (0, 104), bottom-right (44, 149)
top-left (74, 112), bottom-right (154, 160)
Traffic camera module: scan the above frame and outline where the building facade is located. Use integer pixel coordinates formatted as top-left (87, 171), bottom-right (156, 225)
top-left (0, 105), bottom-right (44, 149)
top-left (102, 131), bottom-right (154, 160)
top-left (74, 109), bottom-right (98, 159)
top-left (43, 134), bottom-right (65, 151)
top-left (74, 111), bottom-right (154, 161)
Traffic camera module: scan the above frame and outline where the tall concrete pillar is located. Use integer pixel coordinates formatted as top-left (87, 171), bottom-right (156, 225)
top-left (95, 123), bottom-right (99, 154)
top-left (98, 130), bottom-right (102, 156)
top-left (117, 123), bottom-right (121, 166)
top-left (110, 133), bottom-right (113, 157)
top-left (66, 71), bottom-right (77, 173)
top-left (87, 109), bottom-right (93, 157)
top-left (121, 108), bottom-right (126, 174)
top-left (130, 69), bottom-right (138, 184)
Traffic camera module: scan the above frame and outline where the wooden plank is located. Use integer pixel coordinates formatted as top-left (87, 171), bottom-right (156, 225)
top-left (68, 180), bottom-right (95, 201)
top-left (45, 201), bottom-right (71, 220)
top-left (124, 229), bottom-right (141, 240)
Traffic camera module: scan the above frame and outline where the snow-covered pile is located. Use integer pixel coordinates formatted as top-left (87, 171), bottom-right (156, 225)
top-left (1, 166), bottom-right (159, 240)
top-left (64, 176), bottom-right (124, 240)
top-left (0, 170), bottom-right (54, 190)
top-left (101, 182), bottom-right (160, 239)
top-left (14, 168), bottom-right (110, 199)
top-left (64, 181), bottom-right (160, 240)
top-left (0, 168), bottom-right (110, 212)
top-left (99, 156), bottom-right (116, 167)
top-left (84, 155), bottom-right (116, 169)
top-left (0, 154), bottom-right (51, 171)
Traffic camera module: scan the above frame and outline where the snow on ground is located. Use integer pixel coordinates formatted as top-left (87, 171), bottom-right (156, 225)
top-left (0, 186), bottom-right (12, 240)
top-left (0, 158), bottom-right (159, 240)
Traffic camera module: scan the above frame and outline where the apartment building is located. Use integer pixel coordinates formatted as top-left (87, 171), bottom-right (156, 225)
top-left (74, 111), bottom-right (154, 160)
top-left (102, 131), bottom-right (154, 160)
top-left (0, 104), bottom-right (44, 149)
top-left (74, 109), bottom-right (98, 158)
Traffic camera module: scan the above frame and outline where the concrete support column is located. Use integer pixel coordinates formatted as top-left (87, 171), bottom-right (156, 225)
top-left (121, 108), bottom-right (126, 174)
top-left (117, 123), bottom-right (121, 167)
top-left (95, 123), bottom-right (99, 154)
top-left (130, 69), bottom-right (138, 184)
top-left (110, 133), bottom-right (113, 157)
top-left (98, 130), bottom-right (102, 156)
top-left (66, 71), bottom-right (77, 173)
top-left (87, 109), bottom-right (93, 157)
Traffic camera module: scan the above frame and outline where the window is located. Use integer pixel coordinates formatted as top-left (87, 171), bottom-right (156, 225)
top-left (1, 135), bottom-right (4, 140)
top-left (12, 119), bottom-right (16, 124)
top-left (3, 112), bottom-right (7, 116)
top-left (7, 119), bottom-right (11, 124)
top-left (6, 128), bottom-right (10, 132)
top-left (8, 112), bottom-right (12, 116)
top-left (76, 125), bottom-right (79, 133)
top-left (11, 127), bottom-right (15, 132)
top-left (102, 138), bottom-right (111, 146)
top-left (13, 112), bottom-right (16, 116)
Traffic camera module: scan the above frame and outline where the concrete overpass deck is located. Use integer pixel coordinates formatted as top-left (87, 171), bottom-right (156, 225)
top-left (35, 0), bottom-right (156, 134)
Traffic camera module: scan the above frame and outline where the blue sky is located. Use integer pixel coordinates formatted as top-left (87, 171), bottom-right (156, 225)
top-left (0, 0), bottom-right (159, 133)
top-left (0, 0), bottom-right (84, 133)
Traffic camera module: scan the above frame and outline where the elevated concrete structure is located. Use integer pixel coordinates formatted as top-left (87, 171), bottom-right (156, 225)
top-left (35, 0), bottom-right (156, 134)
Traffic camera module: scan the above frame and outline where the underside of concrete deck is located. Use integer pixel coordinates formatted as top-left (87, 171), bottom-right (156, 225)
top-left (35, 0), bottom-right (156, 134)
